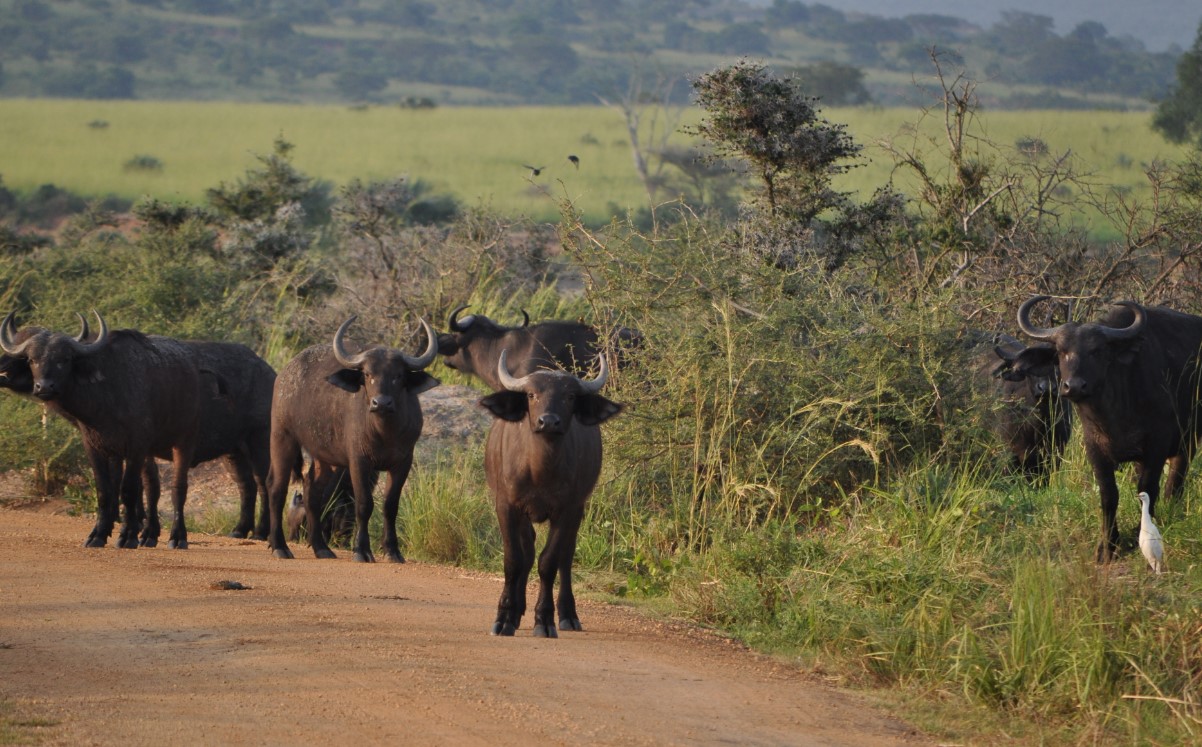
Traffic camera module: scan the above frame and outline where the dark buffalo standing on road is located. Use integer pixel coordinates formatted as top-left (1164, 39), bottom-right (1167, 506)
top-left (438, 305), bottom-right (639, 391)
top-left (266, 315), bottom-right (439, 562)
top-left (1, 311), bottom-right (200, 549)
top-left (1, 317), bottom-right (277, 544)
top-left (1015, 295), bottom-right (1202, 561)
top-left (975, 332), bottom-right (1072, 481)
top-left (481, 349), bottom-right (623, 637)
top-left (0, 316), bottom-right (162, 536)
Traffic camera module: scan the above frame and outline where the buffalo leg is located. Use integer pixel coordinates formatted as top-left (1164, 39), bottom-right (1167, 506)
top-left (116, 456), bottom-right (146, 549)
top-left (379, 460), bottom-right (412, 564)
top-left (266, 440), bottom-right (298, 559)
top-left (492, 504), bottom-right (534, 636)
top-left (533, 506), bottom-right (584, 638)
top-left (348, 461), bottom-right (376, 563)
top-left (166, 448), bottom-right (192, 549)
top-left (139, 462), bottom-right (161, 547)
top-left (306, 461), bottom-right (339, 559)
top-left (249, 431), bottom-right (273, 540)
top-left (84, 451), bottom-right (121, 548)
top-left (1162, 453), bottom-right (1190, 508)
top-left (226, 454), bottom-right (260, 539)
top-left (1090, 452), bottom-right (1121, 563)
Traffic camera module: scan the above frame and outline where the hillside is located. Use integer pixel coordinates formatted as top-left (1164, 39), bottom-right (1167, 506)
top-left (0, 0), bottom-right (1185, 109)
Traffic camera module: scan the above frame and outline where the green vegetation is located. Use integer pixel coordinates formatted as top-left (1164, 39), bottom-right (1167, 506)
top-left (4, 56), bottom-right (1202, 743)
top-left (0, 99), bottom-right (1189, 234)
top-left (0, 0), bottom-right (1179, 108)
top-left (0, 698), bottom-right (57, 745)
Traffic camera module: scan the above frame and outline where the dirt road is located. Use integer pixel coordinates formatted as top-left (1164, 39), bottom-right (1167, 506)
top-left (0, 506), bottom-right (930, 746)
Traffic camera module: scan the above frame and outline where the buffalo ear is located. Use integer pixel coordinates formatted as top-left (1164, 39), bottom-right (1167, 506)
top-left (0, 358), bottom-right (33, 394)
top-left (74, 357), bottom-right (105, 385)
top-left (1000, 344), bottom-right (1056, 382)
top-left (479, 391), bottom-right (527, 422)
top-left (326, 369), bottom-right (364, 393)
top-left (1112, 338), bottom-right (1142, 365)
top-left (575, 395), bottom-right (623, 426)
top-left (406, 371), bottom-right (440, 395)
top-left (435, 333), bottom-right (460, 356)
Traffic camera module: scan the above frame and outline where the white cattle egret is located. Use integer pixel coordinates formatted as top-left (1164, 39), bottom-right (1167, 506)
top-left (1136, 492), bottom-right (1165, 574)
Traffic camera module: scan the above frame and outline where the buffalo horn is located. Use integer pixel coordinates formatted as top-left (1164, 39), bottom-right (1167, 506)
top-left (578, 353), bottom-right (609, 394)
top-left (497, 349), bottom-right (531, 391)
top-left (497, 348), bottom-right (609, 394)
top-left (1016, 295), bottom-right (1061, 340)
top-left (67, 310), bottom-right (110, 355)
top-left (1099, 301), bottom-right (1146, 341)
top-left (332, 316), bottom-right (370, 369)
top-left (0, 311), bottom-right (31, 356)
top-left (448, 305), bottom-right (475, 333)
top-left (518, 309), bottom-right (530, 328)
top-left (75, 312), bottom-right (90, 342)
top-left (400, 318), bottom-right (438, 370)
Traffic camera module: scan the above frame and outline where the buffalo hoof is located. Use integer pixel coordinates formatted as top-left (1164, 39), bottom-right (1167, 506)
top-left (385, 550), bottom-right (405, 564)
top-left (490, 621), bottom-right (516, 636)
top-left (314, 548), bottom-right (337, 559)
top-left (117, 528), bottom-right (140, 549)
top-left (167, 538), bottom-right (188, 550)
top-left (139, 536), bottom-right (158, 548)
top-left (352, 550), bottom-right (376, 563)
top-left (532, 623), bottom-right (559, 639)
top-left (558, 617), bottom-right (583, 632)
top-left (229, 528), bottom-right (250, 539)
top-left (272, 546), bottom-right (295, 560)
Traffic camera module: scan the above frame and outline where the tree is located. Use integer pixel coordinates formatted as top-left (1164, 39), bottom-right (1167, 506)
top-left (1152, 22), bottom-right (1202, 146)
top-left (688, 60), bottom-right (861, 220)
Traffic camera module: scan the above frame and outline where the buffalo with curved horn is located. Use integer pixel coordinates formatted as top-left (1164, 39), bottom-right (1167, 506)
top-left (266, 315), bottom-right (439, 562)
top-left (1, 310), bottom-right (201, 549)
top-left (438, 304), bottom-right (639, 392)
top-left (1013, 295), bottom-right (1202, 561)
top-left (480, 348), bottom-right (623, 637)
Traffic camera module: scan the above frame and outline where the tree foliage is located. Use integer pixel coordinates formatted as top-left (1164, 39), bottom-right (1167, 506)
top-left (1153, 22), bottom-right (1202, 146)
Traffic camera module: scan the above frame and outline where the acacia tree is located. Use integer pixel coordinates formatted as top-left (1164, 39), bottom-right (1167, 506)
top-left (687, 59), bottom-right (861, 222)
top-left (1152, 21), bottom-right (1202, 147)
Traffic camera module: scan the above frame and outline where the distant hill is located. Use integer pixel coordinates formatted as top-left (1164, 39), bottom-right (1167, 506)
top-left (0, 0), bottom-right (1185, 108)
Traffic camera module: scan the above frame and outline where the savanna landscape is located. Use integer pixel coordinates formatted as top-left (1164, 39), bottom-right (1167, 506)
top-left (5, 0), bottom-right (1202, 745)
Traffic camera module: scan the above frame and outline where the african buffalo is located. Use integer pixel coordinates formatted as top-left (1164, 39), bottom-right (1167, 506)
top-left (266, 315), bottom-right (438, 562)
top-left (975, 332), bottom-right (1071, 481)
top-left (0, 316), bottom-right (161, 537)
top-left (438, 305), bottom-right (639, 391)
top-left (480, 349), bottom-right (623, 637)
top-left (1, 311), bottom-right (201, 549)
top-left (1015, 295), bottom-right (1202, 561)
top-left (1, 317), bottom-right (277, 544)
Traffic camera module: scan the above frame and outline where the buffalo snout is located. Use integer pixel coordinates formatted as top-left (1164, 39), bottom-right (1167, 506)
top-left (1061, 377), bottom-right (1090, 400)
top-left (32, 379), bottom-right (58, 400)
top-left (534, 413), bottom-right (563, 433)
top-left (369, 395), bottom-right (395, 413)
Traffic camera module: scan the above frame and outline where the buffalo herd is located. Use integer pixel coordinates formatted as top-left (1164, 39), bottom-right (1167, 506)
top-left (0, 295), bottom-right (1197, 634)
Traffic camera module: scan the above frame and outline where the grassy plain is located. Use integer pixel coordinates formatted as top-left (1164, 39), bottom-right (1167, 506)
top-left (0, 99), bottom-right (1190, 233)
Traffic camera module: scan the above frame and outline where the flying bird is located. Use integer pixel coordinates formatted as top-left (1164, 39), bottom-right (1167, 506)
top-left (523, 164), bottom-right (545, 177)
top-left (568, 154), bottom-right (579, 169)
top-left (1136, 491), bottom-right (1165, 574)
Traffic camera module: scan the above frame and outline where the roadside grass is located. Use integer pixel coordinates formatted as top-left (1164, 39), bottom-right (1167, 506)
top-left (0, 699), bottom-right (57, 745)
top-left (0, 100), bottom-right (1188, 234)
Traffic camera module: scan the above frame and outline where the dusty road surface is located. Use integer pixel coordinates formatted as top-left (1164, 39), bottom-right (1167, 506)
top-left (0, 506), bottom-right (931, 747)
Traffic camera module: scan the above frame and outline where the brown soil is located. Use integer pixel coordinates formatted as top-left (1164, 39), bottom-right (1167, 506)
top-left (0, 383), bottom-right (931, 746)
top-left (0, 505), bottom-right (933, 747)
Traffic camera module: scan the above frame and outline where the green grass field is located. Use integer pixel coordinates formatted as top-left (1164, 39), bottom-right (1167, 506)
top-left (0, 99), bottom-right (1190, 232)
